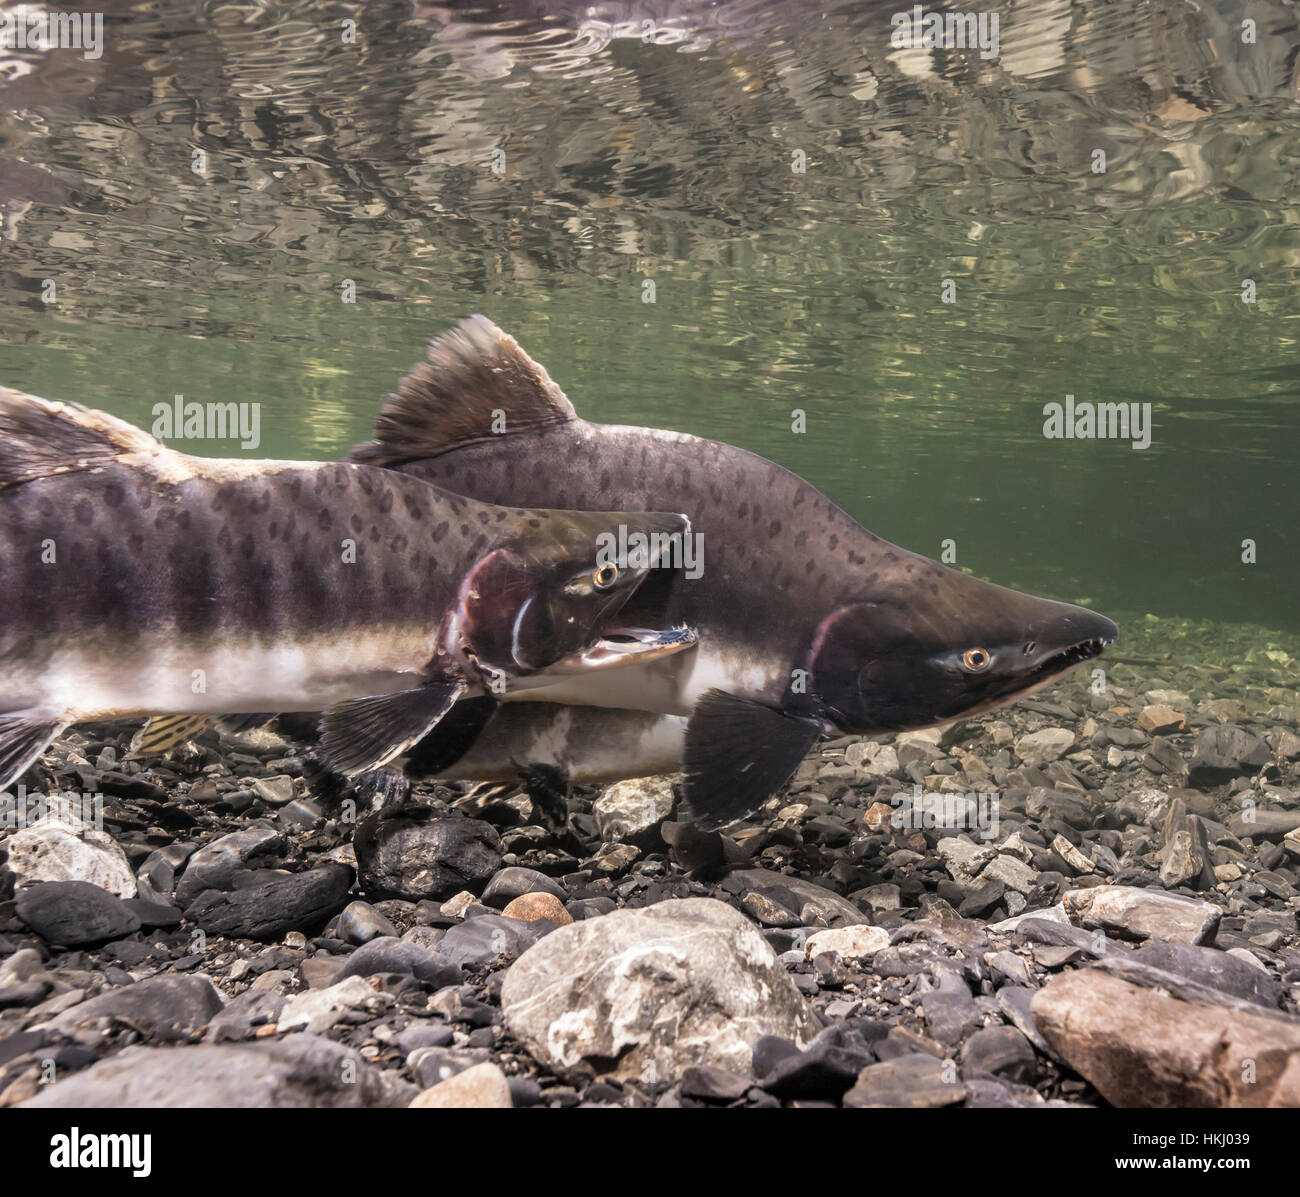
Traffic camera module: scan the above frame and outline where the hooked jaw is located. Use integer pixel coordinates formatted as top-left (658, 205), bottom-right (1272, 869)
top-left (570, 623), bottom-right (698, 670)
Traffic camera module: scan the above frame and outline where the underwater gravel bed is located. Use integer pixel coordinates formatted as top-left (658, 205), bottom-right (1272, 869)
top-left (1, 626), bottom-right (1297, 1109)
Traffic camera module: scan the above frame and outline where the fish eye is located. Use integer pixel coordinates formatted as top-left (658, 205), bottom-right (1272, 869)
top-left (592, 562), bottom-right (619, 590)
top-left (962, 647), bottom-right (992, 672)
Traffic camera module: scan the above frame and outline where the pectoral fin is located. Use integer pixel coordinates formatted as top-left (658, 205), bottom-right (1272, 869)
top-left (682, 689), bottom-right (822, 830)
top-left (0, 709), bottom-right (71, 788)
top-left (319, 682), bottom-right (467, 776)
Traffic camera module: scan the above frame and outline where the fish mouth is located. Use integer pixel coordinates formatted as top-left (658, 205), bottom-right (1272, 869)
top-left (1024, 632), bottom-right (1115, 686)
top-left (577, 623), bottom-right (699, 669)
top-left (957, 632), bottom-right (1116, 721)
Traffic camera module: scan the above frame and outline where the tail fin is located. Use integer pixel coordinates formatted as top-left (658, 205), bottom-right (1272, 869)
top-left (0, 387), bottom-right (165, 490)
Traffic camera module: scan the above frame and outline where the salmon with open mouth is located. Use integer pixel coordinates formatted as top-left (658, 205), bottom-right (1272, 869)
top-left (0, 387), bottom-right (696, 787)
top-left (349, 316), bottom-right (1118, 828)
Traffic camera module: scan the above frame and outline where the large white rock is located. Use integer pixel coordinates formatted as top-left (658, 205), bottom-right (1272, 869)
top-left (7, 807), bottom-right (135, 898)
top-left (592, 777), bottom-right (675, 842)
top-left (500, 898), bottom-right (818, 1083)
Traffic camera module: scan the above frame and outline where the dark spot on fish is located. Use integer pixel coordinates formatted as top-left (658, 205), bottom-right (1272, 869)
top-left (38, 496), bottom-right (54, 516)
top-left (429, 520), bottom-right (446, 544)
top-left (103, 483), bottom-right (124, 508)
top-left (378, 489), bottom-right (393, 514)
top-left (930, 583), bottom-right (939, 595)
top-left (793, 490), bottom-right (804, 507)
top-left (350, 515), bottom-right (362, 533)
top-left (318, 508), bottom-right (332, 531)
top-left (495, 510), bottom-right (507, 522)
top-left (528, 518), bottom-right (540, 528)
top-left (769, 520), bottom-right (782, 537)
top-left (460, 523), bottom-right (469, 537)
top-left (357, 470), bottom-right (374, 494)
top-left (289, 478), bottom-right (302, 499)
top-left (737, 502), bottom-right (748, 519)
top-left (178, 510), bottom-right (191, 529)
top-left (241, 533), bottom-right (255, 558)
top-left (74, 498), bottom-right (93, 525)
top-left (599, 471), bottom-right (610, 491)
top-left (906, 564), bottom-right (915, 574)
top-left (828, 534), bottom-right (838, 551)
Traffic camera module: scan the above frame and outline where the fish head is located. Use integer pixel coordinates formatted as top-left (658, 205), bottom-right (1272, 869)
top-left (454, 509), bottom-right (697, 681)
top-left (803, 561), bottom-right (1118, 734)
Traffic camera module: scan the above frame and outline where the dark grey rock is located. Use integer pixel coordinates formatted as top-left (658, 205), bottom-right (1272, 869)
top-left (15, 881), bottom-right (141, 946)
top-left (335, 937), bottom-right (462, 988)
top-left (174, 827), bottom-right (286, 906)
top-left (1189, 725), bottom-right (1271, 787)
top-left (481, 867), bottom-right (566, 908)
top-left (960, 1026), bottom-right (1036, 1085)
top-left (21, 1034), bottom-right (413, 1107)
top-left (184, 864), bottom-right (351, 940)
top-left (336, 900), bottom-right (398, 946)
top-left (206, 990), bottom-right (288, 1042)
top-left (1131, 942), bottom-right (1281, 1007)
top-left (44, 975), bottom-right (224, 1035)
top-left (355, 812), bottom-right (500, 902)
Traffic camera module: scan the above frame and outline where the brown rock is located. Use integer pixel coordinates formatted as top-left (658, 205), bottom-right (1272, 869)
top-left (1138, 705), bottom-right (1187, 735)
top-left (409, 1062), bottom-right (513, 1109)
top-left (1032, 971), bottom-right (1300, 1107)
top-left (501, 892), bottom-right (573, 925)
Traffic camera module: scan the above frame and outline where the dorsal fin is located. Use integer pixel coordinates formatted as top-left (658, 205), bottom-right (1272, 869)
top-left (349, 315), bottom-right (577, 467)
top-left (0, 387), bottom-right (168, 490)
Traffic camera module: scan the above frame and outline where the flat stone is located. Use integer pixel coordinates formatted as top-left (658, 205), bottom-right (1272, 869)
top-left (844, 1054), bottom-right (966, 1108)
top-left (1015, 728), bottom-right (1075, 767)
top-left (15, 881), bottom-right (141, 946)
top-left (1032, 971), bottom-right (1300, 1107)
top-left (1063, 885), bottom-right (1221, 945)
top-left (276, 975), bottom-right (388, 1033)
top-left (20, 1035), bottom-right (413, 1108)
top-left (42, 975), bottom-right (223, 1036)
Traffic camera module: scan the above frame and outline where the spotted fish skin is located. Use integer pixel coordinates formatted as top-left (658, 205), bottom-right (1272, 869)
top-left (0, 387), bottom-right (696, 786)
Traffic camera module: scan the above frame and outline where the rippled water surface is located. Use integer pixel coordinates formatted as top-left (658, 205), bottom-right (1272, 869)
top-left (1, 0), bottom-right (1297, 650)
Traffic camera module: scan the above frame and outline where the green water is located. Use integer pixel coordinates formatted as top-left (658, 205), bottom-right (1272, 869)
top-left (1, 0), bottom-right (1297, 657)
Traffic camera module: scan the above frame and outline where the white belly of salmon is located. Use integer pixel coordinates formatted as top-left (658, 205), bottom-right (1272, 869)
top-left (14, 627), bottom-right (434, 719)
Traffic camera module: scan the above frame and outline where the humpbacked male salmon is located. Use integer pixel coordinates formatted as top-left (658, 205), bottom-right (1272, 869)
top-left (349, 317), bottom-right (1118, 828)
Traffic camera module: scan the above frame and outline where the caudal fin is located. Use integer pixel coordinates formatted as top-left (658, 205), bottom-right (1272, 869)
top-left (0, 709), bottom-right (71, 788)
top-left (0, 387), bottom-right (166, 490)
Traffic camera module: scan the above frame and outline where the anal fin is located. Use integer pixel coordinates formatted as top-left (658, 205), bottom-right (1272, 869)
top-left (319, 682), bottom-right (467, 776)
top-left (129, 714), bottom-right (212, 758)
top-left (0, 709), bottom-right (71, 788)
top-left (683, 689), bottom-right (822, 830)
